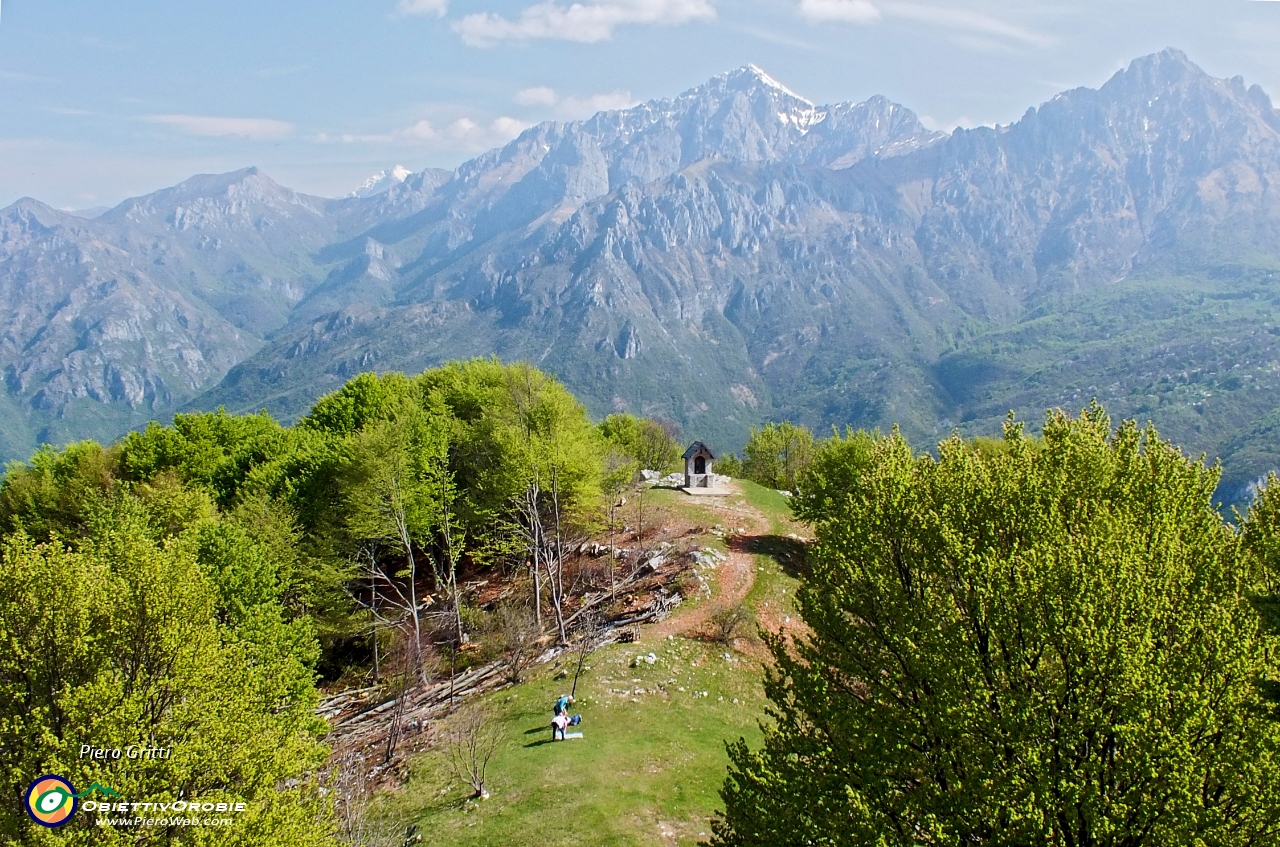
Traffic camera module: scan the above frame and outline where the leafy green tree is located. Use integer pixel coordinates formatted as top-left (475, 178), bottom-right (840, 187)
top-left (633, 418), bottom-right (681, 473)
top-left (599, 413), bottom-right (680, 472)
top-left (499, 362), bottom-right (602, 642)
top-left (1241, 472), bottom-right (1280, 584)
top-left (598, 413), bottom-right (643, 457)
top-left (0, 500), bottom-right (333, 846)
top-left (742, 422), bottom-right (815, 491)
top-left (1240, 472), bottom-right (1280, 693)
top-left (789, 426), bottom-right (876, 524)
top-left (342, 410), bottom-right (454, 682)
top-left (714, 452), bottom-right (743, 478)
top-left (301, 372), bottom-right (420, 437)
top-left (714, 406), bottom-right (1280, 847)
top-left (0, 441), bottom-right (119, 542)
top-left (119, 410), bottom-right (288, 508)
top-left (416, 359), bottom-right (602, 639)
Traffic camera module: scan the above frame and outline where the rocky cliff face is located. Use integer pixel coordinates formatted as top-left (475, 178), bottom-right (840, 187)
top-left (893, 49), bottom-right (1280, 314)
top-left (4, 50), bottom-right (1280, 498)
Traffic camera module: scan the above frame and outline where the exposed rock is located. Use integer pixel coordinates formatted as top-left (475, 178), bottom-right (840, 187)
top-left (2, 52), bottom-right (1280, 500)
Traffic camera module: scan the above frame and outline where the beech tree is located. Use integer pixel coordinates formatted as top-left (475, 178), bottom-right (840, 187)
top-left (599, 413), bottom-right (680, 472)
top-left (0, 497), bottom-right (333, 846)
top-left (789, 426), bottom-right (876, 524)
top-left (342, 409), bottom-right (462, 682)
top-left (743, 421), bottom-right (815, 491)
top-left (714, 406), bottom-right (1280, 847)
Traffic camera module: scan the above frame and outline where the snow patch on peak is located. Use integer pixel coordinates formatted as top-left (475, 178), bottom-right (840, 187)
top-left (704, 65), bottom-right (815, 108)
top-left (742, 64), bottom-right (809, 103)
top-left (779, 107), bottom-right (827, 134)
top-left (350, 166), bottom-right (413, 198)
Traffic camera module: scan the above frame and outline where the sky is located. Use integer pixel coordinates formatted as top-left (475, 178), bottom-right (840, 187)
top-left (2, 0), bottom-right (1280, 210)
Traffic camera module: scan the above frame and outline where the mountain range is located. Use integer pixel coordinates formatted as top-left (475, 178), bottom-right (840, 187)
top-left (3, 49), bottom-right (1279, 501)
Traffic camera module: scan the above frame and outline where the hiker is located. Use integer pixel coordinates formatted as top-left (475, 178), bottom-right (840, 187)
top-left (551, 712), bottom-right (569, 741)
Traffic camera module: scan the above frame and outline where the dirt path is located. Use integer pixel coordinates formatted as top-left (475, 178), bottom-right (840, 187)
top-left (647, 483), bottom-right (770, 641)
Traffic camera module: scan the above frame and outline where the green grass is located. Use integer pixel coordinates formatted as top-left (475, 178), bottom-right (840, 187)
top-left (732, 481), bottom-right (802, 637)
top-left (373, 639), bottom-right (769, 846)
top-left (642, 486), bottom-right (730, 528)
top-left (734, 481), bottom-right (795, 533)
top-left (364, 479), bottom-right (808, 847)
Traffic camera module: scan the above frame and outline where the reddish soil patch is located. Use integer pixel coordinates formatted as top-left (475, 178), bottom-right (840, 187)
top-left (647, 483), bottom-right (770, 641)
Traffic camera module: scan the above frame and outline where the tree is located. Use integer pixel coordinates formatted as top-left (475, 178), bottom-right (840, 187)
top-left (601, 449), bottom-right (637, 601)
top-left (0, 499), bottom-right (333, 846)
top-left (491, 601), bottom-right (541, 684)
top-left (301, 371), bottom-right (419, 437)
top-left (500, 362), bottom-right (602, 644)
top-left (714, 452), bottom-right (743, 478)
top-left (705, 601), bottom-right (751, 648)
top-left (1240, 471), bottom-right (1280, 706)
top-left (441, 704), bottom-right (506, 800)
top-left (633, 418), bottom-right (681, 473)
top-left (417, 359), bottom-right (601, 595)
top-left (0, 440), bottom-right (119, 541)
top-left (342, 412), bottom-right (456, 684)
top-left (599, 414), bottom-right (680, 472)
top-left (713, 406), bottom-right (1280, 847)
top-left (118, 409), bottom-right (289, 508)
top-left (789, 426), bottom-right (876, 524)
top-left (742, 422), bottom-right (814, 491)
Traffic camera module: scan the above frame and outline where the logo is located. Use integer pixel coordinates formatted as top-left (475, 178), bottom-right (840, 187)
top-left (75, 783), bottom-right (120, 800)
top-left (25, 775), bottom-right (77, 828)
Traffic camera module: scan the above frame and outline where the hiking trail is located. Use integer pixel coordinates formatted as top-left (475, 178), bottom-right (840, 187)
top-left (648, 482), bottom-right (770, 641)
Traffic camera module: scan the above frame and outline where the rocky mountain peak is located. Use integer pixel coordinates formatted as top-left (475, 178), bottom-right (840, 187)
top-left (672, 63), bottom-right (825, 133)
top-left (1, 197), bottom-right (73, 227)
top-left (1113, 47), bottom-right (1208, 91)
top-left (0, 199), bottom-right (85, 251)
top-left (101, 166), bottom-right (325, 231)
top-left (717, 64), bottom-right (814, 104)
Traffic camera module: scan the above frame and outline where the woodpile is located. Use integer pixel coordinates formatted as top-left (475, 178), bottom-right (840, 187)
top-left (319, 548), bottom-right (691, 773)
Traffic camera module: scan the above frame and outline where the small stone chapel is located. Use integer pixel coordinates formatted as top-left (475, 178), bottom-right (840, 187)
top-left (682, 441), bottom-right (715, 488)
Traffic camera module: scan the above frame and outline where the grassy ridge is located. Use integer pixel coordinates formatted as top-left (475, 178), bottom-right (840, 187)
top-left (370, 482), bottom-right (801, 846)
top-left (382, 639), bottom-right (768, 846)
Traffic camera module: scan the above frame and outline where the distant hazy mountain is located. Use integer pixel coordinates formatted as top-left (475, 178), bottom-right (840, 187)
top-left (3, 50), bottom-right (1279, 500)
top-left (349, 165), bottom-right (413, 198)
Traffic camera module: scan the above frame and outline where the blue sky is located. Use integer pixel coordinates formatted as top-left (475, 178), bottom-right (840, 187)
top-left (2, 0), bottom-right (1280, 209)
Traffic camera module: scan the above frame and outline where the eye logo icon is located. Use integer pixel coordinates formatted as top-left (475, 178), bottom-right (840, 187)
top-left (25, 775), bottom-right (77, 827)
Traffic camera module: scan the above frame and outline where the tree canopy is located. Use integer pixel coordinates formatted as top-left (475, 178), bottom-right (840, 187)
top-left (0, 487), bottom-right (331, 846)
top-left (0, 358), bottom-right (618, 844)
top-left (714, 406), bottom-right (1280, 847)
top-left (742, 421), bottom-right (815, 491)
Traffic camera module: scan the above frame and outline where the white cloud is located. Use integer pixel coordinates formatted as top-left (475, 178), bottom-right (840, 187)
top-left (454, 0), bottom-right (715, 46)
top-left (886, 3), bottom-right (1052, 47)
top-left (144, 114), bottom-right (293, 140)
top-left (319, 115), bottom-right (529, 149)
top-left (397, 0), bottom-right (448, 16)
top-left (515, 86), bottom-right (561, 107)
top-left (491, 116), bottom-right (533, 137)
top-left (795, 0), bottom-right (1051, 48)
top-left (514, 86), bottom-right (638, 117)
top-left (798, 0), bottom-right (879, 24)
